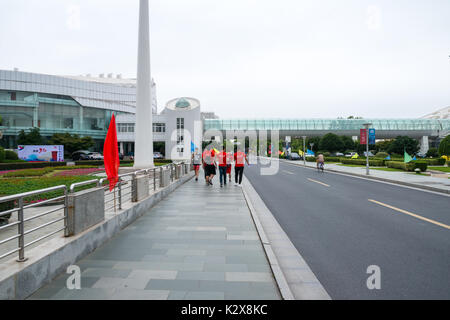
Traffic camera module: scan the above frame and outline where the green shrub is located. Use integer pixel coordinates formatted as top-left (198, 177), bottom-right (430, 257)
top-left (412, 161), bottom-right (427, 172)
top-left (4, 150), bottom-right (18, 160)
top-left (340, 159), bottom-right (385, 166)
top-left (0, 161), bottom-right (67, 170)
top-left (303, 156), bottom-right (342, 162)
top-left (0, 147), bottom-right (5, 162)
top-left (417, 158), bottom-right (446, 165)
top-left (375, 152), bottom-right (389, 159)
top-left (2, 167), bottom-right (55, 177)
top-left (386, 161), bottom-right (415, 171)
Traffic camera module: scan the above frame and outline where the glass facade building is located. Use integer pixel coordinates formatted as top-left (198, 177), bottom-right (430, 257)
top-left (0, 70), bottom-right (143, 150)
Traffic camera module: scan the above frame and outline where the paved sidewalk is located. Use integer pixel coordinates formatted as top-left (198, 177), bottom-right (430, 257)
top-left (283, 159), bottom-right (450, 193)
top-left (29, 174), bottom-right (281, 300)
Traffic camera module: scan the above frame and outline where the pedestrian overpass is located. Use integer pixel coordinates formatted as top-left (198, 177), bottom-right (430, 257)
top-left (203, 119), bottom-right (449, 139)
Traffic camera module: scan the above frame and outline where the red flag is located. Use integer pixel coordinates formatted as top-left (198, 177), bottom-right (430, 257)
top-left (103, 114), bottom-right (120, 191)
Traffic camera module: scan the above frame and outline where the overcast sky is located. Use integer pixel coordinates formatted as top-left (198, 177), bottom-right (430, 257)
top-left (1, 0), bottom-right (449, 118)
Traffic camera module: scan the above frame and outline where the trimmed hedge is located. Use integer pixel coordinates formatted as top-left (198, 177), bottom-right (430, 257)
top-left (74, 160), bottom-right (133, 166)
top-left (419, 158), bottom-right (446, 166)
top-left (0, 147), bottom-right (4, 162)
top-left (4, 150), bottom-right (18, 160)
top-left (386, 161), bottom-right (415, 171)
top-left (412, 161), bottom-right (428, 172)
top-left (0, 161), bottom-right (68, 170)
top-left (305, 156), bottom-right (342, 162)
top-left (340, 159), bottom-right (385, 166)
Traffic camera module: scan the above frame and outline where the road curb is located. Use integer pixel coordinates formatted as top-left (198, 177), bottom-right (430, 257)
top-left (241, 176), bottom-right (331, 300)
top-left (241, 184), bottom-right (295, 300)
top-left (282, 160), bottom-right (450, 195)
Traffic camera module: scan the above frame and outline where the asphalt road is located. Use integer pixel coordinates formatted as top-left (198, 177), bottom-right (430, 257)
top-left (244, 160), bottom-right (450, 299)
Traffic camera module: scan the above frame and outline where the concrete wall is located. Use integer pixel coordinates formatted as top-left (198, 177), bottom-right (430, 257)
top-left (0, 171), bottom-right (194, 300)
top-left (133, 175), bottom-right (149, 202)
top-left (67, 188), bottom-right (105, 236)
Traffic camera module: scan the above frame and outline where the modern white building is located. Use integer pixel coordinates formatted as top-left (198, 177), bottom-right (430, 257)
top-left (116, 97), bottom-right (202, 160)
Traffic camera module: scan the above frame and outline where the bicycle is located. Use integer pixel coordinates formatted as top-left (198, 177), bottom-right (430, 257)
top-left (317, 162), bottom-right (324, 173)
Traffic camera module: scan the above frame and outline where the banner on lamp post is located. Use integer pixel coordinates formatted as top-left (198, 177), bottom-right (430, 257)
top-left (360, 129), bottom-right (367, 145)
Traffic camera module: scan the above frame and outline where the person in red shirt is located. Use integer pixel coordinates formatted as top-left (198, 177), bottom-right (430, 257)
top-left (226, 151), bottom-right (233, 183)
top-left (234, 147), bottom-right (249, 187)
top-left (218, 146), bottom-right (228, 187)
top-left (202, 145), bottom-right (216, 186)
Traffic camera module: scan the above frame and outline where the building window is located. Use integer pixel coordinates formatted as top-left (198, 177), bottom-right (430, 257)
top-left (152, 123), bottom-right (166, 133)
top-left (117, 123), bottom-right (134, 133)
top-left (176, 118), bottom-right (184, 129)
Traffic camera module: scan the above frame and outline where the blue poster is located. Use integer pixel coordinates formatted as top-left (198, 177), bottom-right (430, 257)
top-left (368, 129), bottom-right (376, 145)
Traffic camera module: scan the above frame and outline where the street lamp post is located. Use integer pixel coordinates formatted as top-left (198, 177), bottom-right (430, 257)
top-left (302, 136), bottom-right (306, 165)
top-left (363, 123), bottom-right (372, 175)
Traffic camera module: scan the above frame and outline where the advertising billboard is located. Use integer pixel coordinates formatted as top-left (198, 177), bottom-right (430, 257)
top-left (17, 145), bottom-right (64, 162)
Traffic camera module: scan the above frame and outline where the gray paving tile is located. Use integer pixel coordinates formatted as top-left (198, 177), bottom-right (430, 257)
top-left (82, 267), bottom-right (132, 278)
top-left (128, 269), bottom-right (177, 280)
top-left (110, 289), bottom-right (170, 300)
top-left (168, 290), bottom-right (187, 300)
top-left (225, 272), bottom-right (273, 282)
top-left (146, 279), bottom-right (200, 291)
top-left (203, 263), bottom-right (248, 272)
top-left (92, 277), bottom-right (150, 290)
top-left (185, 291), bottom-right (225, 300)
top-left (177, 271), bottom-right (225, 281)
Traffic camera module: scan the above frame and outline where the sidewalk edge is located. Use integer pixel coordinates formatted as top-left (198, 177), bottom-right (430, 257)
top-left (241, 181), bottom-right (295, 300)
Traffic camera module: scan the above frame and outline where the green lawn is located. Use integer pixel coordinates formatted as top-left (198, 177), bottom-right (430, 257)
top-left (428, 166), bottom-right (450, 173)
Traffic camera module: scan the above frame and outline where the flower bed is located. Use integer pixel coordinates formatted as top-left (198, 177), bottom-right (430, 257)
top-left (54, 168), bottom-right (104, 176)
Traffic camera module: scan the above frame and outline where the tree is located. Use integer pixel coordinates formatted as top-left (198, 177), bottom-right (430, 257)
top-left (49, 133), bottom-right (94, 155)
top-left (305, 136), bottom-right (321, 152)
top-left (387, 136), bottom-right (419, 155)
top-left (17, 127), bottom-right (43, 145)
top-left (438, 135), bottom-right (450, 156)
top-left (319, 133), bottom-right (344, 153)
top-left (375, 139), bottom-right (394, 153)
top-left (426, 147), bottom-right (438, 158)
top-left (339, 136), bottom-right (355, 152)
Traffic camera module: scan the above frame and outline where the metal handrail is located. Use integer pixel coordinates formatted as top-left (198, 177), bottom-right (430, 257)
top-left (0, 161), bottom-right (185, 262)
top-left (0, 185), bottom-right (68, 262)
top-left (70, 179), bottom-right (101, 193)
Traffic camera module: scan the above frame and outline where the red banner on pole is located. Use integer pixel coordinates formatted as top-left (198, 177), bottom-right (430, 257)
top-left (103, 114), bottom-right (120, 191)
top-left (360, 129), bottom-right (367, 145)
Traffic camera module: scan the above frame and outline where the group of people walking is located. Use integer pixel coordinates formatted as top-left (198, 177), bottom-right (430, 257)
top-left (191, 145), bottom-right (249, 187)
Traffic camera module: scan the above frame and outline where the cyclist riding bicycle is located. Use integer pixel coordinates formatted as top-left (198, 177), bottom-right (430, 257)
top-left (316, 153), bottom-right (325, 171)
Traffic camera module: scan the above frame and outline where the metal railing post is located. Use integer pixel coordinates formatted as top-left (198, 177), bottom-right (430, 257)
top-left (17, 197), bottom-right (27, 262)
top-left (64, 186), bottom-right (69, 237)
top-left (118, 179), bottom-right (122, 210)
top-left (153, 168), bottom-right (156, 191)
